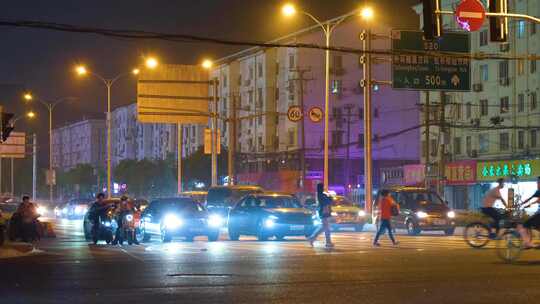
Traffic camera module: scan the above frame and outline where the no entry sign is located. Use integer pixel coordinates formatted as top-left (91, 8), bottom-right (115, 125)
top-left (455, 0), bottom-right (486, 32)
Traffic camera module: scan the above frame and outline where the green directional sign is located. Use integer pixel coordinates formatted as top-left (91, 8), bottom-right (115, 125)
top-left (391, 30), bottom-right (471, 91)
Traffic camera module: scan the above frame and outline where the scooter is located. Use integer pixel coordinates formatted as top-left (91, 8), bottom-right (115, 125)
top-left (91, 208), bottom-right (115, 245)
top-left (117, 211), bottom-right (140, 245)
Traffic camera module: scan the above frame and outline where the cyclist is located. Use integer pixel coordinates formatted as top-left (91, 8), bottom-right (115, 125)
top-left (517, 176), bottom-right (540, 248)
top-left (481, 178), bottom-right (508, 239)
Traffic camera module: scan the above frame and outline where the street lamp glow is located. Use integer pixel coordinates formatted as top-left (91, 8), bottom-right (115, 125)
top-left (132, 68), bottom-right (140, 75)
top-left (145, 57), bottom-right (158, 69)
top-left (23, 93), bottom-right (33, 101)
top-left (75, 65), bottom-right (87, 76)
top-left (26, 111), bottom-right (36, 119)
top-left (360, 7), bottom-right (374, 20)
top-left (282, 3), bottom-right (296, 17)
top-left (202, 59), bottom-right (213, 70)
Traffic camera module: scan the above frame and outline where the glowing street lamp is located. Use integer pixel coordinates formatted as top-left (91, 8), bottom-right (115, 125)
top-left (282, 3), bottom-right (296, 17)
top-left (26, 111), bottom-right (36, 119)
top-left (202, 59), bottom-right (213, 70)
top-left (360, 7), bottom-right (374, 20)
top-left (73, 57), bottom-right (159, 198)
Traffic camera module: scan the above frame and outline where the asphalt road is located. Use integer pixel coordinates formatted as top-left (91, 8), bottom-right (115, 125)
top-left (1, 219), bottom-right (540, 304)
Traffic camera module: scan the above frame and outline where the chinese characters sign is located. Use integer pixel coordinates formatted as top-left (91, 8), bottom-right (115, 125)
top-left (404, 164), bottom-right (425, 185)
top-left (476, 159), bottom-right (540, 182)
top-left (391, 30), bottom-right (471, 91)
top-left (445, 160), bottom-right (476, 185)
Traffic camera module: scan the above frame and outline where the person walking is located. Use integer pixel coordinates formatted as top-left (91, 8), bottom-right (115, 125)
top-left (308, 183), bottom-right (334, 248)
top-left (373, 190), bottom-right (399, 246)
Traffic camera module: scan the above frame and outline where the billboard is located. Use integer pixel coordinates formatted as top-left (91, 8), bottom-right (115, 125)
top-left (137, 64), bottom-right (211, 124)
top-left (0, 132), bottom-right (25, 158)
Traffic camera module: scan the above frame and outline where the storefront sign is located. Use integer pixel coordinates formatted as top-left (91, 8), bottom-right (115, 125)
top-left (445, 160), bottom-right (476, 185)
top-left (477, 159), bottom-right (540, 182)
top-left (403, 164), bottom-right (425, 185)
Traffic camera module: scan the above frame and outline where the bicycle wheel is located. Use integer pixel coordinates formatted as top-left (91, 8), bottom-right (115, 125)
top-left (496, 230), bottom-right (522, 263)
top-left (464, 222), bottom-right (491, 248)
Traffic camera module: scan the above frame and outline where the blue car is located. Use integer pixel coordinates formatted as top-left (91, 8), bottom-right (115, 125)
top-left (139, 197), bottom-right (222, 243)
top-left (227, 192), bottom-right (317, 241)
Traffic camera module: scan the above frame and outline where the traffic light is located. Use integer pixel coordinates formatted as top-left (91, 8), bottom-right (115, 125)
top-left (422, 0), bottom-right (442, 40)
top-left (0, 107), bottom-right (14, 143)
top-left (489, 0), bottom-right (508, 42)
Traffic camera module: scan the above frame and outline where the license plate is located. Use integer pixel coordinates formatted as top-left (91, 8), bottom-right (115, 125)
top-left (434, 219), bottom-right (446, 225)
top-left (290, 225), bottom-right (304, 231)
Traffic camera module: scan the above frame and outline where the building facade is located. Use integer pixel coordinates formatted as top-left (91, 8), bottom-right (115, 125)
top-left (51, 119), bottom-right (106, 172)
top-left (413, 0), bottom-right (540, 209)
top-left (206, 16), bottom-right (421, 194)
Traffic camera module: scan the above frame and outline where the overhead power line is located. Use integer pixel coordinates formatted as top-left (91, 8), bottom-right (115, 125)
top-left (0, 20), bottom-right (539, 61)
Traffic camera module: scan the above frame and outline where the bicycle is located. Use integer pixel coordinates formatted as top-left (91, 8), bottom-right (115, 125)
top-left (464, 206), bottom-right (525, 248)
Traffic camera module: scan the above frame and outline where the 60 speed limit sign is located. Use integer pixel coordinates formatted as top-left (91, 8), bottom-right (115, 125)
top-left (287, 106), bottom-right (303, 122)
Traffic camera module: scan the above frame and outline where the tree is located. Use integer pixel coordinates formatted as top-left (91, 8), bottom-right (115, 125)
top-left (183, 145), bottom-right (228, 190)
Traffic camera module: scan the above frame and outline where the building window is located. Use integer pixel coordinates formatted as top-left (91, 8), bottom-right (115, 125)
top-left (480, 64), bottom-right (489, 82)
top-left (518, 94), bottom-right (525, 112)
top-left (289, 54), bottom-right (295, 68)
top-left (479, 134), bottom-right (489, 153)
top-left (500, 97), bottom-right (509, 114)
top-left (257, 88), bottom-right (263, 108)
top-left (517, 20), bottom-right (526, 38)
top-left (531, 130), bottom-right (537, 148)
top-left (258, 62), bottom-right (263, 77)
top-left (499, 60), bottom-right (509, 79)
top-left (332, 131), bottom-right (343, 147)
top-left (223, 75), bottom-right (228, 88)
top-left (288, 81), bottom-right (295, 94)
top-left (249, 66), bottom-right (254, 79)
top-left (531, 23), bottom-right (537, 35)
top-left (455, 103), bottom-right (462, 120)
top-left (531, 92), bottom-right (538, 111)
top-left (479, 30), bottom-right (488, 46)
top-left (531, 60), bottom-right (537, 74)
top-left (374, 108), bottom-right (379, 118)
top-left (518, 131), bottom-right (525, 149)
top-left (480, 99), bottom-right (488, 116)
top-left (466, 102), bottom-right (472, 119)
top-left (453, 137), bottom-right (462, 155)
top-left (288, 129), bottom-right (295, 145)
top-left (275, 87), bottom-right (279, 100)
top-left (518, 59), bottom-right (525, 75)
top-left (466, 136), bottom-right (472, 155)
top-left (500, 133), bottom-right (509, 151)
top-left (358, 133), bottom-right (364, 147)
top-left (331, 80), bottom-right (342, 94)
top-left (249, 91), bottom-right (254, 104)
top-left (358, 107), bottom-right (364, 120)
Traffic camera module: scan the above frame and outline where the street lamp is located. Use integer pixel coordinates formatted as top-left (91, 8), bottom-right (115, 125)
top-left (74, 57), bottom-right (158, 198)
top-left (201, 59), bottom-right (218, 187)
top-left (23, 92), bottom-right (76, 202)
top-left (10, 110), bottom-right (36, 125)
top-left (282, 3), bottom-right (362, 191)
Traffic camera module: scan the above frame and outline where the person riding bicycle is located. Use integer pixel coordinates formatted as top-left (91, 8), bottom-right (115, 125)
top-left (517, 176), bottom-right (540, 248)
top-left (481, 178), bottom-right (508, 239)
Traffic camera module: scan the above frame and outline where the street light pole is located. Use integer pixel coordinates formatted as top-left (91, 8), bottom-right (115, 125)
top-left (211, 78), bottom-right (218, 187)
top-left (361, 28), bottom-right (373, 214)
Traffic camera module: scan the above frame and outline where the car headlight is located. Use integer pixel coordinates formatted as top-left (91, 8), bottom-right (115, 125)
top-left (101, 221), bottom-right (112, 227)
top-left (447, 211), bottom-right (456, 219)
top-left (75, 206), bottom-right (87, 215)
top-left (126, 214), bottom-right (133, 222)
top-left (62, 207), bottom-right (68, 214)
top-left (208, 214), bottom-right (224, 227)
top-left (358, 210), bottom-right (366, 217)
top-left (416, 211), bottom-right (428, 219)
top-left (264, 215), bottom-right (278, 228)
top-left (164, 214), bottom-right (183, 229)
top-left (331, 212), bottom-right (338, 217)
top-left (37, 206), bottom-right (47, 215)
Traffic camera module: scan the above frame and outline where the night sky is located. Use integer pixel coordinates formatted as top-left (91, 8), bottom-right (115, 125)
top-left (0, 0), bottom-right (419, 164)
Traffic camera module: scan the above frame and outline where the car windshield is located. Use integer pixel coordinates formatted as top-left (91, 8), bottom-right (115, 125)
top-left (402, 191), bottom-right (445, 208)
top-left (332, 196), bottom-right (355, 207)
top-left (158, 199), bottom-right (204, 213)
top-left (257, 196), bottom-right (301, 209)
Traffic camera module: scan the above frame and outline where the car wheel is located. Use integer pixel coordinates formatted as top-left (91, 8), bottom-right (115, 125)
top-left (228, 225), bottom-right (240, 241)
top-left (208, 230), bottom-right (219, 242)
top-left (256, 223), bottom-right (268, 241)
top-left (406, 221), bottom-right (420, 236)
top-left (444, 228), bottom-right (455, 236)
top-left (354, 224), bottom-right (364, 232)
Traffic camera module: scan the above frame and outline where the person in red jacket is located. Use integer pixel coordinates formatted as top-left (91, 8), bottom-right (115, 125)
top-left (373, 190), bottom-right (399, 246)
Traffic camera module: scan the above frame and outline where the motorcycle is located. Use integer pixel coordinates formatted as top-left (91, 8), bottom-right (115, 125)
top-left (91, 208), bottom-right (115, 245)
top-left (117, 211), bottom-right (140, 245)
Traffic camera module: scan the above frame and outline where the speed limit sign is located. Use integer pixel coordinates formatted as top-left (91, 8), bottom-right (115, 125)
top-left (287, 106), bottom-right (303, 122)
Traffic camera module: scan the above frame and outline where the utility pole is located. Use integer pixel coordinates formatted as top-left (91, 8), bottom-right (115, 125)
top-left (177, 123), bottom-right (183, 194)
top-left (438, 91), bottom-right (447, 194)
top-left (425, 91), bottom-right (430, 189)
top-left (361, 28), bottom-right (374, 213)
top-left (211, 78), bottom-right (219, 186)
top-left (227, 94), bottom-right (237, 185)
top-left (32, 134), bottom-right (37, 200)
top-left (288, 67), bottom-right (313, 190)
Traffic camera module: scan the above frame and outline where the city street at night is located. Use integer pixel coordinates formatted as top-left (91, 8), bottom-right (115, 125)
top-left (2, 219), bottom-right (540, 303)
